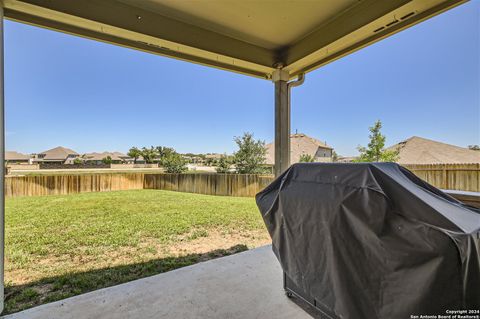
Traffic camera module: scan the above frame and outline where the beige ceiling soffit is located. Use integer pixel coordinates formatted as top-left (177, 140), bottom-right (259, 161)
top-left (3, 0), bottom-right (467, 81)
top-left (279, 0), bottom-right (412, 65)
top-left (3, 0), bottom-right (274, 79)
top-left (284, 0), bottom-right (466, 77)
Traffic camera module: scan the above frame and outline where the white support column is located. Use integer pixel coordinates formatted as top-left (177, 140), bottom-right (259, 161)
top-left (0, 3), bottom-right (5, 314)
top-left (273, 69), bottom-right (290, 177)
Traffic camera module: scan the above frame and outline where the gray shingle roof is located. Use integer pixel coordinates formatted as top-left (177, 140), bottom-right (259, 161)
top-left (83, 152), bottom-right (128, 161)
top-left (265, 133), bottom-right (333, 165)
top-left (5, 151), bottom-right (30, 161)
top-left (39, 146), bottom-right (79, 160)
top-left (387, 136), bottom-right (480, 164)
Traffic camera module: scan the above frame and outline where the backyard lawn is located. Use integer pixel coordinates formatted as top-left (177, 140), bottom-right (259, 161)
top-left (4, 190), bottom-right (270, 314)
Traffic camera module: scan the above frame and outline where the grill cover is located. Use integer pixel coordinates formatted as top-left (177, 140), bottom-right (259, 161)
top-left (256, 163), bottom-right (480, 319)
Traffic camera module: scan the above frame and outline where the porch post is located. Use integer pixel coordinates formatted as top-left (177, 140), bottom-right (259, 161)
top-left (0, 2), bottom-right (5, 313)
top-left (273, 69), bottom-right (290, 177)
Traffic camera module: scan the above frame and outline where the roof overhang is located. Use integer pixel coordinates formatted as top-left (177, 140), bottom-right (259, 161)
top-left (4, 0), bottom-right (467, 80)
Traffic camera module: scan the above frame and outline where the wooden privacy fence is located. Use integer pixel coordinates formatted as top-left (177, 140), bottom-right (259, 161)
top-left (403, 164), bottom-right (479, 192)
top-left (4, 164), bottom-right (480, 197)
top-left (143, 173), bottom-right (273, 197)
top-left (5, 173), bottom-right (273, 197)
top-left (5, 173), bottom-right (145, 197)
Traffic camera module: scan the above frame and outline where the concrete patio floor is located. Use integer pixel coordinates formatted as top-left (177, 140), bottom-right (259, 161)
top-left (2, 245), bottom-right (312, 319)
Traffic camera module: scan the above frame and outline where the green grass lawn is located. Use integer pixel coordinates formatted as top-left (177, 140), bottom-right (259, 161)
top-left (5, 190), bottom-right (269, 314)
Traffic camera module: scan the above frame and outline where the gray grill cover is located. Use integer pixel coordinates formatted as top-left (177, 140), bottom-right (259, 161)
top-left (256, 163), bottom-right (480, 319)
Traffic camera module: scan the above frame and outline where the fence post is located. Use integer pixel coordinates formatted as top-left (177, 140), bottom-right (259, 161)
top-left (442, 168), bottom-right (448, 189)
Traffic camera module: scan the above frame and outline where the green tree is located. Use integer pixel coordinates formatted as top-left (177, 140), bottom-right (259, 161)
top-left (73, 158), bottom-right (83, 165)
top-left (355, 120), bottom-right (399, 162)
top-left (216, 155), bottom-right (231, 173)
top-left (233, 132), bottom-right (267, 174)
top-left (299, 154), bottom-right (315, 163)
top-left (141, 147), bottom-right (159, 164)
top-left (205, 158), bottom-right (215, 166)
top-left (162, 152), bottom-right (187, 173)
top-left (102, 156), bottom-right (113, 165)
top-left (156, 146), bottom-right (176, 165)
top-left (331, 150), bottom-right (339, 162)
top-left (127, 147), bottom-right (142, 164)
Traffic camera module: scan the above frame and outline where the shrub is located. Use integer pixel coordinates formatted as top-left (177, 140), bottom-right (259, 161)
top-left (163, 153), bottom-right (187, 173)
top-left (299, 154), bottom-right (315, 163)
top-left (102, 156), bottom-right (112, 165)
top-left (216, 155), bottom-right (231, 173)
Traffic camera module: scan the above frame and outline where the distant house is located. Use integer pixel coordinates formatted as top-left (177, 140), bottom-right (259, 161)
top-left (204, 153), bottom-right (223, 165)
top-left (265, 133), bottom-right (334, 165)
top-left (125, 155), bottom-right (146, 164)
top-left (205, 153), bottom-right (223, 160)
top-left (337, 156), bottom-right (357, 163)
top-left (5, 151), bottom-right (31, 164)
top-left (83, 152), bottom-right (131, 164)
top-left (34, 146), bottom-right (80, 164)
top-left (387, 136), bottom-right (480, 164)
top-left (183, 155), bottom-right (204, 164)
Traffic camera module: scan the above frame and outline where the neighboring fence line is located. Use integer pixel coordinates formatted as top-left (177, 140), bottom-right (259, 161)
top-left (39, 163), bottom-right (110, 170)
top-left (144, 173), bottom-right (273, 197)
top-left (4, 163), bottom-right (480, 197)
top-left (6, 164), bottom-right (40, 171)
top-left (110, 163), bottom-right (159, 169)
top-left (5, 173), bottom-right (145, 197)
top-left (403, 163), bottom-right (479, 192)
top-left (5, 173), bottom-right (272, 197)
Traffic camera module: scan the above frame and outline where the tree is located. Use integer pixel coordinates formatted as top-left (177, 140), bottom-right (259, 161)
top-left (73, 158), bottom-right (83, 165)
top-left (216, 155), bottom-right (231, 173)
top-left (355, 120), bottom-right (399, 162)
top-left (205, 158), bottom-right (215, 166)
top-left (162, 152), bottom-right (187, 173)
top-left (468, 145), bottom-right (480, 151)
top-left (127, 147), bottom-right (142, 164)
top-left (299, 154), bottom-right (315, 163)
top-left (141, 147), bottom-right (158, 164)
top-left (232, 132), bottom-right (267, 174)
top-left (102, 156), bottom-right (113, 165)
top-left (156, 146), bottom-right (176, 165)
top-left (331, 150), bottom-right (339, 162)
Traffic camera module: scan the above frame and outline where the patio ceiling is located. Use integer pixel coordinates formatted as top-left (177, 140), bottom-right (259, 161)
top-left (3, 0), bottom-right (466, 79)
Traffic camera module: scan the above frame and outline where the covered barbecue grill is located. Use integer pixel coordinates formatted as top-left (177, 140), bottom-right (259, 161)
top-left (256, 162), bottom-right (480, 319)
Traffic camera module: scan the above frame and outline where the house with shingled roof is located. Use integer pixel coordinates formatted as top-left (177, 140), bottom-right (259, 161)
top-left (5, 151), bottom-right (31, 164)
top-left (33, 146), bottom-right (80, 164)
top-left (265, 133), bottom-right (334, 165)
top-left (83, 152), bottom-right (132, 164)
top-left (387, 136), bottom-right (480, 165)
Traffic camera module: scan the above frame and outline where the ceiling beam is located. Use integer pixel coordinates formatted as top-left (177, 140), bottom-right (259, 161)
top-left (278, 0), bottom-right (411, 66)
top-left (283, 0), bottom-right (466, 76)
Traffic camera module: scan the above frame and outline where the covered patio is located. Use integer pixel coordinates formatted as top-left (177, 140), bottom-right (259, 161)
top-left (3, 245), bottom-right (312, 319)
top-left (0, 0), bottom-right (471, 317)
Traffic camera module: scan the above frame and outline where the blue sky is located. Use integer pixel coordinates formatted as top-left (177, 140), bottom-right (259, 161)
top-left (5, 1), bottom-right (479, 156)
